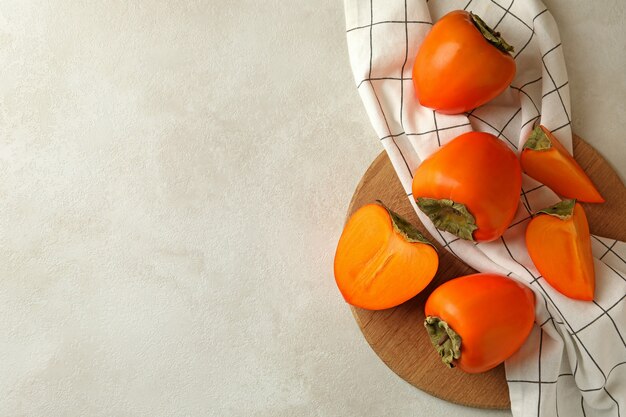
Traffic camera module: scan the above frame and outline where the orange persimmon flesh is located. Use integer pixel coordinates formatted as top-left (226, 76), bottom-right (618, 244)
top-left (334, 203), bottom-right (438, 310)
top-left (526, 200), bottom-right (595, 300)
top-left (521, 125), bottom-right (604, 203)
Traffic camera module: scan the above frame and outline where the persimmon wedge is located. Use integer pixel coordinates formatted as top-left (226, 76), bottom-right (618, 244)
top-left (521, 125), bottom-right (604, 203)
top-left (424, 273), bottom-right (535, 373)
top-left (334, 202), bottom-right (438, 310)
top-left (412, 131), bottom-right (522, 242)
top-left (526, 199), bottom-right (595, 300)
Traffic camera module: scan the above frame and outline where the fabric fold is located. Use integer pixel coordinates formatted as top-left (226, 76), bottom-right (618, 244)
top-left (343, 1), bottom-right (626, 415)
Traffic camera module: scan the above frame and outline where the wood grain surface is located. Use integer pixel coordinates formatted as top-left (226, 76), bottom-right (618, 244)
top-left (345, 135), bottom-right (626, 409)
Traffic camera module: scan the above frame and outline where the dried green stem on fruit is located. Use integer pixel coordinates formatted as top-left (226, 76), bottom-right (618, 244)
top-left (375, 200), bottom-right (435, 248)
top-left (523, 125), bottom-right (552, 151)
top-left (416, 197), bottom-right (478, 241)
top-left (424, 316), bottom-right (462, 368)
top-left (536, 199), bottom-right (576, 220)
top-left (470, 12), bottom-right (514, 54)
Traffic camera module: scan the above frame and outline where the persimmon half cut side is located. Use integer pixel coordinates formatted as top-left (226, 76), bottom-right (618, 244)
top-left (526, 199), bottom-right (595, 301)
top-left (424, 273), bottom-right (535, 373)
top-left (521, 125), bottom-right (604, 203)
top-left (334, 203), bottom-right (439, 310)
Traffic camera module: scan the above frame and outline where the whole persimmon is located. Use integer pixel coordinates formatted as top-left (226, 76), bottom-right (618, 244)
top-left (413, 10), bottom-right (516, 114)
top-left (412, 132), bottom-right (522, 242)
top-left (424, 273), bottom-right (535, 373)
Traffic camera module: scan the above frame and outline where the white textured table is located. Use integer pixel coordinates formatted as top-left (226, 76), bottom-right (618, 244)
top-left (0, 1), bottom-right (623, 416)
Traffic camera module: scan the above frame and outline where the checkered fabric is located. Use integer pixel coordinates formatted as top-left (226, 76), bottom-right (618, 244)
top-left (343, 1), bottom-right (626, 415)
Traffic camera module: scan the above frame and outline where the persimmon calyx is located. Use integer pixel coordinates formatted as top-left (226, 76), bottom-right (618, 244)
top-left (424, 316), bottom-right (462, 368)
top-left (523, 125), bottom-right (552, 151)
top-left (470, 12), bottom-right (514, 54)
top-left (416, 197), bottom-right (478, 241)
top-left (536, 199), bottom-right (576, 220)
top-left (376, 200), bottom-right (435, 248)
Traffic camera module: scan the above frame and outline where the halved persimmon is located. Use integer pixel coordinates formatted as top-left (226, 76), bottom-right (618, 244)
top-left (526, 199), bottom-right (595, 300)
top-left (334, 202), bottom-right (438, 310)
top-left (521, 125), bottom-right (604, 203)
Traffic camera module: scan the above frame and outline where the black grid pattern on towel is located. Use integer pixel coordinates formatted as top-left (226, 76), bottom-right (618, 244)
top-left (345, 1), bottom-right (625, 416)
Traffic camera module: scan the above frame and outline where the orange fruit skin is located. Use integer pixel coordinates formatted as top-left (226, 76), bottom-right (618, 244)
top-left (412, 132), bottom-right (522, 242)
top-left (521, 126), bottom-right (604, 203)
top-left (425, 273), bottom-right (535, 373)
top-left (412, 10), bottom-right (516, 114)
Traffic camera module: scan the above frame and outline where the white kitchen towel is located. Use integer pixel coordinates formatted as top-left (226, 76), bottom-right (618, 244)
top-left (343, 1), bottom-right (626, 416)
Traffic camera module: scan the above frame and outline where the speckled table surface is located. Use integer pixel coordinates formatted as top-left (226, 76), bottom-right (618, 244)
top-left (0, 1), bottom-right (623, 416)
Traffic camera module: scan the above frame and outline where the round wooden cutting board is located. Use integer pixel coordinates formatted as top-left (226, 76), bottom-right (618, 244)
top-left (346, 135), bottom-right (626, 409)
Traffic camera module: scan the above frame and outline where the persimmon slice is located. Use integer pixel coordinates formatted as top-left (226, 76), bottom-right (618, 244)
top-left (334, 203), bottom-right (439, 310)
top-left (526, 199), bottom-right (595, 301)
top-left (521, 125), bottom-right (604, 203)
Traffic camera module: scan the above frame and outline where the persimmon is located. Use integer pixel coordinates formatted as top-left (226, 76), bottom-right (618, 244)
top-left (412, 131), bottom-right (522, 242)
top-left (412, 10), bottom-right (516, 114)
top-left (334, 202), bottom-right (438, 310)
top-left (424, 273), bottom-right (535, 373)
top-left (526, 199), bottom-right (595, 300)
top-left (521, 125), bottom-right (604, 203)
